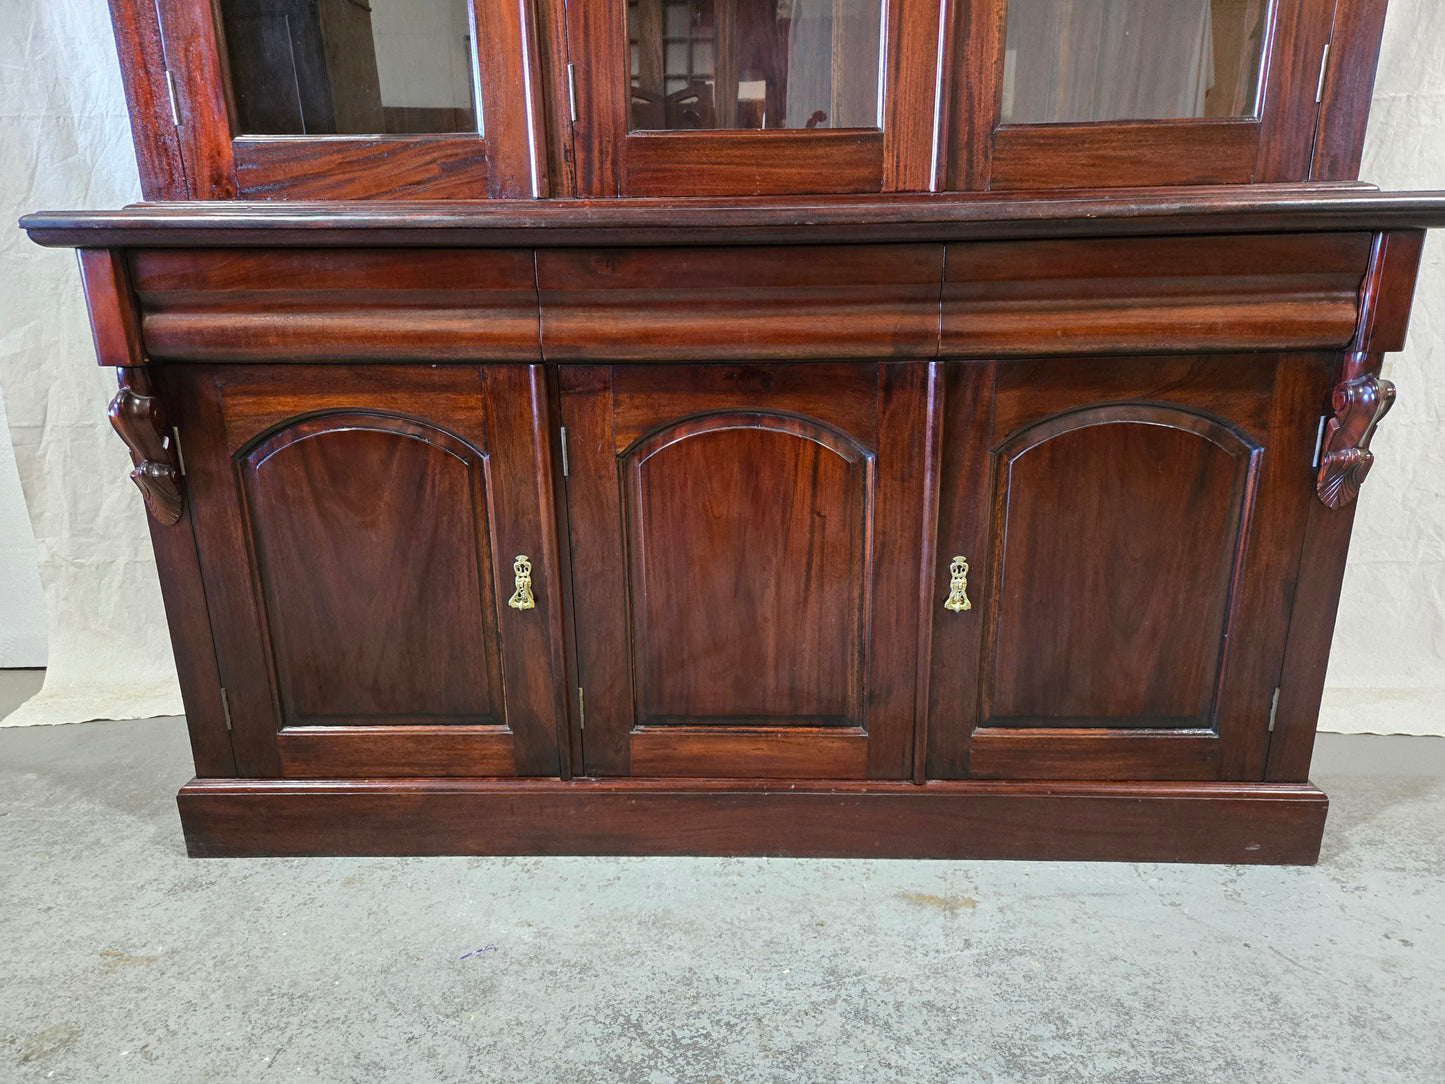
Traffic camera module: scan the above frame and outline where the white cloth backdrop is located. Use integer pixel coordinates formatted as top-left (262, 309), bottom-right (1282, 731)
top-left (0, 0), bottom-right (181, 725)
top-left (0, 0), bottom-right (1441, 732)
top-left (1323, 0), bottom-right (1445, 733)
top-left (0, 383), bottom-right (46, 665)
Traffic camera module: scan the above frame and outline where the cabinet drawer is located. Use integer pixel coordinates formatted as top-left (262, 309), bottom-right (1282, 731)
top-left (132, 248), bottom-right (541, 362)
top-left (537, 245), bottom-right (944, 361)
top-left (942, 233), bottom-right (1372, 356)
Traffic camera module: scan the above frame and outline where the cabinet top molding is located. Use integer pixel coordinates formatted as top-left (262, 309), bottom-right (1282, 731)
top-left (22, 186), bottom-right (1445, 250)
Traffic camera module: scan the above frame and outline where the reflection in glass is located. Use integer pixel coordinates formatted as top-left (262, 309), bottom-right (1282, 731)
top-left (219, 0), bottom-right (478, 135)
top-left (1001, 0), bottom-right (1269, 124)
top-left (628, 0), bottom-right (883, 131)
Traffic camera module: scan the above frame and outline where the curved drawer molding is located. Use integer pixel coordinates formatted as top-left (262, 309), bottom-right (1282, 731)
top-left (942, 233), bottom-right (1372, 357)
top-left (537, 244), bottom-right (944, 361)
top-left (132, 248), bottom-right (542, 362)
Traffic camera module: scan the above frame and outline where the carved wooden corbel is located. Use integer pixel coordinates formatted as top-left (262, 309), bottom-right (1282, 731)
top-left (108, 367), bottom-right (184, 525)
top-left (1316, 362), bottom-right (1395, 510)
top-left (1314, 231), bottom-right (1423, 510)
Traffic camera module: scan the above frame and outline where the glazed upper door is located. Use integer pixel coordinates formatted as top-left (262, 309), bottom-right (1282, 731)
top-left (944, 0), bottom-right (1340, 188)
top-left (563, 0), bottom-right (946, 195)
top-left (561, 363), bottom-right (936, 778)
top-left (172, 365), bottom-right (569, 778)
top-left (927, 353), bottom-right (1328, 781)
top-left (145, 0), bottom-right (546, 197)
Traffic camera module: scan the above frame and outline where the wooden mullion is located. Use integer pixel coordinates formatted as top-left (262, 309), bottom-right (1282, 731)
top-left (107, 0), bottom-right (191, 198)
top-left (474, 0), bottom-right (550, 197)
top-left (152, 0), bottom-right (239, 197)
top-left (1255, 0), bottom-right (1340, 181)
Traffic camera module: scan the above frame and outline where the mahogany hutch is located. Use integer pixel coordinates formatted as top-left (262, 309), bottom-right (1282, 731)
top-left (21, 0), bottom-right (1445, 861)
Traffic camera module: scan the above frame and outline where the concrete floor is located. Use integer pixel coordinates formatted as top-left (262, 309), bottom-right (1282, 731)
top-left (2, 673), bottom-right (1443, 1083)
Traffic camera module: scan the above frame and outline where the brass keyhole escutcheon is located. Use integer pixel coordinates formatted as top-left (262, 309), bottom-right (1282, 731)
top-left (508, 554), bottom-right (536, 611)
top-left (944, 556), bottom-right (971, 613)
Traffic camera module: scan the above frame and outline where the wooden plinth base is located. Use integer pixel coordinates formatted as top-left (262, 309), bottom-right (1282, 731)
top-left (178, 778), bottom-right (1328, 864)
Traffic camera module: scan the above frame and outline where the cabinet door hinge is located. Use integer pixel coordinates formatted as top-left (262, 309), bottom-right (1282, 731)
top-left (1315, 43), bottom-right (1331, 104)
top-left (220, 687), bottom-right (233, 732)
top-left (165, 69), bottom-right (183, 127)
top-left (559, 426), bottom-right (570, 478)
top-left (578, 686), bottom-right (585, 730)
top-left (1267, 687), bottom-right (1281, 733)
top-left (171, 426), bottom-right (187, 476)
top-left (566, 63), bottom-right (579, 123)
top-left (1313, 414), bottom-right (1328, 469)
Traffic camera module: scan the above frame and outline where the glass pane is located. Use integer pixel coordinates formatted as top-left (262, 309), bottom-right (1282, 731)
top-left (628, 0), bottom-right (883, 132)
top-left (218, 0), bottom-right (478, 135)
top-left (1001, 0), bottom-right (1268, 124)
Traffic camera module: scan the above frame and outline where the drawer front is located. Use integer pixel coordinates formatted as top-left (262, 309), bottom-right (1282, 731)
top-left (131, 248), bottom-right (541, 362)
top-left (942, 233), bottom-right (1372, 357)
top-left (537, 245), bottom-right (945, 361)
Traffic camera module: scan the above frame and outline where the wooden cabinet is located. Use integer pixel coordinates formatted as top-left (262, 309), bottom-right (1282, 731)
top-left (21, 2), bottom-right (1444, 861)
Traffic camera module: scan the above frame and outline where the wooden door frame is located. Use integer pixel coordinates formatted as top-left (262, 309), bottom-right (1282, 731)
top-left (938, 0), bottom-right (1384, 191)
top-left (561, 0), bottom-right (946, 197)
top-left (111, 0), bottom-right (548, 199)
top-left (106, 0), bottom-right (1388, 199)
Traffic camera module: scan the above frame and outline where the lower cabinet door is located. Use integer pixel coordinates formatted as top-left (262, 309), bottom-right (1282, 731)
top-left (561, 363), bottom-right (936, 779)
top-left (175, 365), bottom-right (568, 779)
top-left (927, 354), bottom-right (1329, 782)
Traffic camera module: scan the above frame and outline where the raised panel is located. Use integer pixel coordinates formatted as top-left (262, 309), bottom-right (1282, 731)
top-left (239, 412), bottom-right (506, 728)
top-left (984, 403), bottom-right (1260, 729)
top-left (564, 362), bottom-right (930, 781)
top-left (624, 412), bottom-right (872, 727)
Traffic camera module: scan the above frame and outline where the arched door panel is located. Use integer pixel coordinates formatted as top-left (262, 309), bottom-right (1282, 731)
top-left (173, 365), bottom-right (566, 779)
top-left (562, 362), bottom-right (934, 779)
top-left (928, 354), bottom-right (1328, 781)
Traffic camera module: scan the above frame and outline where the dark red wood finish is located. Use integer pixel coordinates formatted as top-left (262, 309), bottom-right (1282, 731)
top-left (556, 0), bottom-right (946, 197)
top-left (170, 364), bottom-right (568, 779)
top-left (133, 0), bottom-right (544, 199)
top-left (1268, 228), bottom-right (1427, 779)
top-left (26, 197), bottom-right (1445, 861)
top-left (103, 0), bottom-right (1396, 203)
top-left (560, 362), bottom-right (935, 780)
top-left (927, 353), bottom-right (1330, 782)
top-left (940, 232), bottom-right (1372, 356)
top-left (21, 0), bottom-right (1441, 864)
top-left (536, 244), bottom-right (943, 360)
top-left (128, 247), bottom-right (542, 362)
top-left (27, 189), bottom-right (1445, 251)
top-left (942, 0), bottom-right (1376, 191)
top-left (1312, 0), bottom-right (1390, 182)
top-left (177, 777), bottom-right (1330, 865)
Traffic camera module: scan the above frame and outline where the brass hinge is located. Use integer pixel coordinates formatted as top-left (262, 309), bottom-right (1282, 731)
top-left (578, 686), bottom-right (585, 731)
top-left (1267, 687), bottom-right (1281, 734)
top-left (165, 70), bottom-right (183, 126)
top-left (560, 426), bottom-right (570, 478)
top-left (220, 687), bottom-right (233, 732)
top-left (1316, 43), bottom-right (1331, 104)
top-left (567, 63), bottom-right (579, 123)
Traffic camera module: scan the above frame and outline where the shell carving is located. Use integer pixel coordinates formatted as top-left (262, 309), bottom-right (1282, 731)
top-left (1316, 374), bottom-right (1395, 510)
